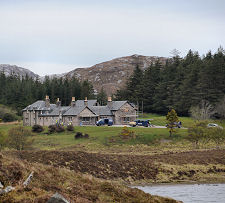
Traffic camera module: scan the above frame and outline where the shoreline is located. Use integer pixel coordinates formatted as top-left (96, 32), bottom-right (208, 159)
top-left (129, 180), bottom-right (225, 187)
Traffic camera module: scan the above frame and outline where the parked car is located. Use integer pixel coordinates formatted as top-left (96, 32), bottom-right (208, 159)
top-left (207, 123), bottom-right (223, 129)
top-left (129, 119), bottom-right (151, 127)
top-left (166, 121), bottom-right (182, 128)
top-left (96, 118), bottom-right (113, 126)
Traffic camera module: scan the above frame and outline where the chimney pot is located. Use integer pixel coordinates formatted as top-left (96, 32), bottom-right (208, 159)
top-left (108, 97), bottom-right (112, 102)
top-left (84, 97), bottom-right (88, 106)
top-left (45, 95), bottom-right (50, 107)
top-left (71, 97), bottom-right (76, 107)
top-left (56, 98), bottom-right (61, 107)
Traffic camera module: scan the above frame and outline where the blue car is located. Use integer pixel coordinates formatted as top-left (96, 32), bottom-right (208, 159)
top-left (96, 118), bottom-right (113, 126)
top-left (129, 119), bottom-right (150, 127)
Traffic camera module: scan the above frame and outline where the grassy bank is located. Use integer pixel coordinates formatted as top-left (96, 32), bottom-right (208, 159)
top-left (0, 152), bottom-right (179, 203)
top-left (7, 149), bottom-right (225, 185)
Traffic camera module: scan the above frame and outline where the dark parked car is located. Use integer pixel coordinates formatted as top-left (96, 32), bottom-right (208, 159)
top-left (96, 118), bottom-right (113, 126)
top-left (166, 121), bottom-right (182, 128)
top-left (129, 119), bottom-right (150, 127)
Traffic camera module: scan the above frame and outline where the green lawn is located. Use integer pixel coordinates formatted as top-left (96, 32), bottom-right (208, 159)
top-left (1, 113), bottom-right (225, 152)
top-left (27, 126), bottom-right (188, 150)
top-left (0, 123), bottom-right (188, 150)
top-left (139, 113), bottom-right (195, 127)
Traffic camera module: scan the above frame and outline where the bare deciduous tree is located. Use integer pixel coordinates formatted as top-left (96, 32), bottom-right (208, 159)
top-left (216, 95), bottom-right (225, 118)
top-left (189, 100), bottom-right (215, 120)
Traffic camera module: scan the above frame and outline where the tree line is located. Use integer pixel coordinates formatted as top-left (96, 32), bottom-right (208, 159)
top-left (116, 47), bottom-right (225, 117)
top-left (0, 73), bottom-right (95, 115)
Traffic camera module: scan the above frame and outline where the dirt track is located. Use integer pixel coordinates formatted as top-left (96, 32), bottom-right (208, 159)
top-left (9, 149), bottom-right (225, 183)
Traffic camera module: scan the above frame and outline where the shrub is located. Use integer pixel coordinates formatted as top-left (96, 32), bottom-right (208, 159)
top-left (208, 127), bottom-right (225, 148)
top-left (0, 104), bottom-right (18, 122)
top-left (119, 126), bottom-right (135, 139)
top-left (84, 133), bottom-right (89, 139)
top-left (2, 113), bottom-right (15, 122)
top-left (48, 125), bottom-right (56, 134)
top-left (32, 124), bottom-right (44, 133)
top-left (75, 132), bottom-right (83, 139)
top-left (0, 132), bottom-right (7, 150)
top-left (48, 125), bottom-right (65, 133)
top-left (187, 121), bottom-right (209, 149)
top-left (67, 124), bottom-right (74, 131)
top-left (55, 125), bottom-right (65, 133)
top-left (7, 126), bottom-right (33, 150)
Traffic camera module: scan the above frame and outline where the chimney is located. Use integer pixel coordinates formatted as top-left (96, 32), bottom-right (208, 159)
top-left (45, 95), bottom-right (50, 108)
top-left (84, 97), bottom-right (88, 106)
top-left (107, 96), bottom-right (112, 108)
top-left (56, 98), bottom-right (61, 107)
top-left (71, 97), bottom-right (76, 107)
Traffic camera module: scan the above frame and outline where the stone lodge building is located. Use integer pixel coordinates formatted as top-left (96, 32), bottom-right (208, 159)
top-left (22, 96), bottom-right (137, 126)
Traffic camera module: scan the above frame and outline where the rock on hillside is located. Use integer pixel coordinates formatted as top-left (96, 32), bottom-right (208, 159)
top-left (64, 54), bottom-right (168, 95)
top-left (0, 55), bottom-right (168, 95)
top-left (0, 64), bottom-right (38, 79)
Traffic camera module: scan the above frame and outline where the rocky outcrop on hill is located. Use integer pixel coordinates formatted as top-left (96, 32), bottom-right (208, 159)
top-left (0, 55), bottom-right (168, 95)
top-left (0, 64), bottom-right (38, 79)
top-left (64, 55), bottom-right (167, 95)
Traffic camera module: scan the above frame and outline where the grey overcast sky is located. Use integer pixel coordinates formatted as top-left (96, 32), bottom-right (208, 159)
top-left (0, 0), bottom-right (224, 76)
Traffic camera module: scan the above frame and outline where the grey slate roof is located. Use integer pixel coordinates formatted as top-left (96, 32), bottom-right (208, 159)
top-left (75, 100), bottom-right (98, 107)
top-left (63, 106), bottom-right (86, 116)
top-left (108, 101), bottom-right (127, 110)
top-left (90, 106), bottom-right (112, 116)
top-left (22, 100), bottom-right (56, 111)
top-left (23, 99), bottom-right (135, 117)
top-left (41, 106), bottom-right (71, 116)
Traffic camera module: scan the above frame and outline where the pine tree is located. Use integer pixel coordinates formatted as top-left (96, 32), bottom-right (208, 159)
top-left (166, 109), bottom-right (179, 137)
top-left (97, 87), bottom-right (107, 105)
top-left (126, 65), bottom-right (143, 103)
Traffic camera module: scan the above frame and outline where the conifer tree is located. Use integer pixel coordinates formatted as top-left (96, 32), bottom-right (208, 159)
top-left (166, 109), bottom-right (179, 137)
top-left (97, 87), bottom-right (107, 105)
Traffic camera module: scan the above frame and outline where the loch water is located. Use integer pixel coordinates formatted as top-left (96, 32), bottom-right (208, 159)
top-left (136, 183), bottom-right (225, 203)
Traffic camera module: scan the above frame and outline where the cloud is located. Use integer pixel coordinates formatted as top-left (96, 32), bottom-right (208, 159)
top-left (0, 1), bottom-right (224, 75)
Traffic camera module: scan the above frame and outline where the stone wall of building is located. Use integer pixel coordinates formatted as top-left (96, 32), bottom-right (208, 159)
top-left (23, 111), bottom-right (39, 126)
top-left (114, 103), bottom-right (137, 125)
top-left (63, 116), bottom-right (79, 126)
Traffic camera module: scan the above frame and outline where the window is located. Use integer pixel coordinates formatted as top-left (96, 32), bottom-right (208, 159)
top-left (69, 117), bottom-right (72, 121)
top-left (82, 117), bottom-right (90, 121)
top-left (123, 117), bottom-right (130, 122)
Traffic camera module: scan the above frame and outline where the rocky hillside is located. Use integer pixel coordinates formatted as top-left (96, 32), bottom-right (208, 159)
top-left (0, 55), bottom-right (168, 95)
top-left (0, 64), bottom-right (38, 79)
top-left (65, 54), bottom-right (167, 95)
